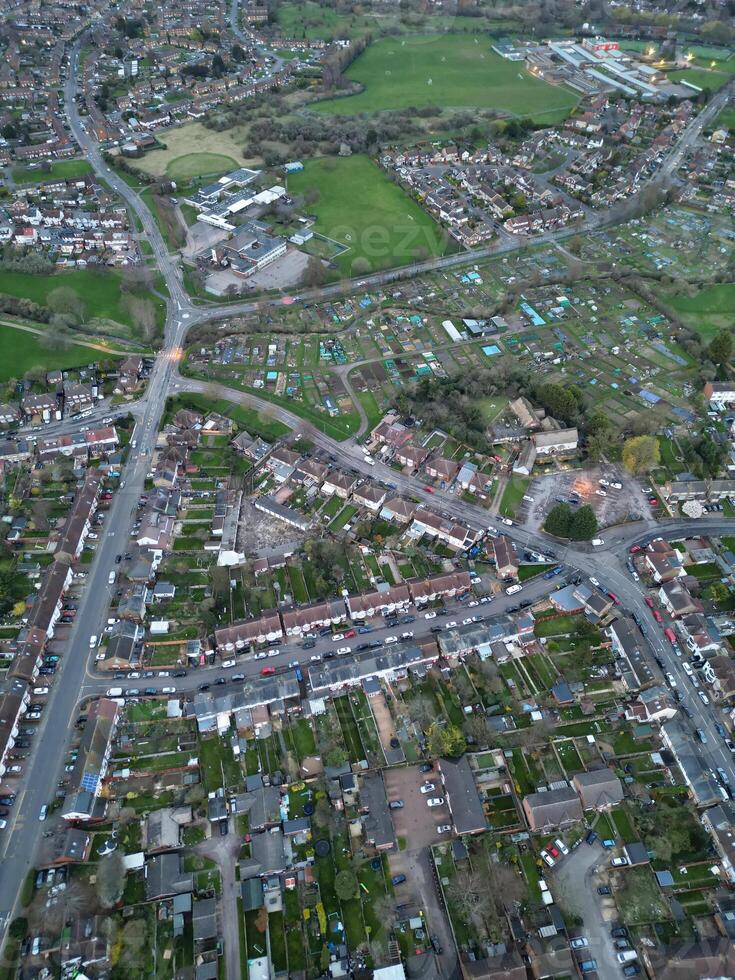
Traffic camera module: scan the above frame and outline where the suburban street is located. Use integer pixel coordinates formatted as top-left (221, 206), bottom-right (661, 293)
top-left (0, 31), bottom-right (731, 967)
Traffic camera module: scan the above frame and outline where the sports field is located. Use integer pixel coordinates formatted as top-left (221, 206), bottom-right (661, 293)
top-left (133, 122), bottom-right (251, 177)
top-left (165, 153), bottom-right (238, 181)
top-left (12, 159), bottom-right (92, 185)
top-left (665, 282), bottom-right (735, 341)
top-left (287, 154), bottom-right (452, 273)
top-left (314, 34), bottom-right (578, 121)
top-left (668, 65), bottom-right (733, 91)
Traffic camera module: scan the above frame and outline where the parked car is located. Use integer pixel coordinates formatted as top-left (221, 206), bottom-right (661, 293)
top-left (436, 825), bottom-right (452, 834)
top-left (611, 856), bottom-right (628, 867)
top-left (426, 798), bottom-right (444, 807)
top-left (570, 938), bottom-right (589, 950)
top-left (420, 783), bottom-right (436, 794)
top-left (391, 875), bottom-right (406, 886)
top-left (388, 800), bottom-right (404, 810)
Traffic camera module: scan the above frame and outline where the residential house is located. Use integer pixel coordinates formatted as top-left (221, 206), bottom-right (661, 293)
top-left (642, 939), bottom-right (735, 980)
top-left (438, 756), bottom-right (487, 835)
top-left (360, 772), bottom-right (395, 850)
top-left (493, 535), bottom-right (518, 579)
top-left (645, 539), bottom-right (684, 583)
top-left (215, 611), bottom-right (283, 652)
top-left (346, 585), bottom-right (411, 620)
top-left (659, 579), bottom-right (699, 618)
top-left (281, 599), bottom-right (346, 637)
top-left (425, 457), bottom-right (459, 484)
top-left (522, 786), bottom-right (583, 831)
top-left (701, 803), bottom-right (735, 884)
top-left (352, 483), bottom-right (386, 512)
top-left (61, 698), bottom-right (119, 821)
top-left (321, 471), bottom-right (357, 500)
top-left (407, 571), bottom-right (471, 605)
top-left (572, 769), bottom-right (624, 810)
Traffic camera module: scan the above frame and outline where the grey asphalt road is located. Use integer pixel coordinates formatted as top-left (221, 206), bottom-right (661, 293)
top-left (553, 841), bottom-right (621, 980)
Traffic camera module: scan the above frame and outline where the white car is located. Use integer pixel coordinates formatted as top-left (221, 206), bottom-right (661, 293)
top-left (8, 765), bottom-right (22, 774)
top-left (32, 687), bottom-right (49, 696)
top-left (89, 635), bottom-right (98, 648)
top-left (683, 662), bottom-right (694, 676)
top-left (424, 611), bottom-right (437, 620)
top-left (255, 651), bottom-right (268, 660)
top-left (611, 856), bottom-right (628, 867)
top-left (700, 690), bottom-right (710, 705)
top-left (39, 806), bottom-right (47, 821)
top-left (427, 798), bottom-right (445, 807)
top-left (554, 838), bottom-right (569, 856)
top-left (596, 489), bottom-right (607, 497)
top-left (570, 937), bottom-right (589, 950)
top-left (589, 577), bottom-right (600, 588)
top-left (598, 479), bottom-right (610, 487)
top-left (384, 636), bottom-right (398, 645)
top-left (337, 647), bottom-right (351, 655)
top-left (420, 783), bottom-right (436, 794)
top-left (611, 482), bottom-right (622, 490)
top-left (541, 850), bottom-right (555, 867)
top-left (267, 648), bottom-right (280, 658)
top-left (332, 633), bottom-right (344, 642)
top-left (401, 631), bottom-right (414, 640)
top-left (310, 654), bottom-right (322, 663)
top-left (161, 686), bottom-right (176, 694)
top-left (446, 621), bottom-right (457, 629)
top-left (468, 601), bottom-right (479, 608)
top-left (666, 672), bottom-right (677, 688)
top-left (501, 518), bottom-right (513, 526)
top-left (0, 819), bottom-right (6, 830)
top-left (462, 618), bottom-right (473, 625)
top-left (437, 824), bottom-right (452, 834)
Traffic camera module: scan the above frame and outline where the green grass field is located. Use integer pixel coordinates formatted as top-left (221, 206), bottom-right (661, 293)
top-left (668, 66), bottom-right (732, 91)
top-left (0, 269), bottom-right (165, 341)
top-left (665, 282), bottom-right (735, 340)
top-left (714, 106), bottom-right (735, 130)
top-left (287, 154), bottom-right (452, 274)
top-left (0, 325), bottom-right (107, 381)
top-left (314, 35), bottom-right (578, 120)
top-left (12, 159), bottom-right (93, 185)
top-left (165, 152), bottom-right (238, 180)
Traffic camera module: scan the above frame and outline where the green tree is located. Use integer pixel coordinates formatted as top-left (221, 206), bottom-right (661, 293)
top-left (706, 582), bottom-right (730, 606)
top-left (708, 329), bottom-right (733, 366)
top-left (544, 503), bottom-right (572, 537)
top-left (320, 945), bottom-right (330, 971)
top-left (536, 382), bottom-right (580, 424)
top-left (427, 723), bottom-right (466, 758)
top-left (334, 870), bottom-right (358, 902)
top-left (622, 435), bottom-right (660, 474)
top-left (569, 505), bottom-right (598, 541)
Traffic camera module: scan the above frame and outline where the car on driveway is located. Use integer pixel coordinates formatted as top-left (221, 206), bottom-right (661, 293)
top-left (597, 885), bottom-right (611, 895)
top-left (540, 850), bottom-right (555, 867)
top-left (570, 938), bottom-right (589, 950)
top-left (391, 875), bottom-right (406, 886)
top-left (611, 856), bottom-right (628, 867)
top-left (427, 798), bottom-right (444, 807)
top-left (437, 824), bottom-right (452, 834)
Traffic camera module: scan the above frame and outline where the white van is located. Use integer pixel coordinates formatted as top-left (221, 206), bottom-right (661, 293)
top-left (505, 583), bottom-right (523, 596)
top-left (591, 538), bottom-right (605, 547)
top-left (108, 571), bottom-right (116, 585)
top-left (106, 687), bottom-right (123, 697)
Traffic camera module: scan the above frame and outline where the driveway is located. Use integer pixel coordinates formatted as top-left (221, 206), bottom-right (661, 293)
top-left (195, 826), bottom-right (242, 980)
top-left (552, 841), bottom-right (621, 980)
top-left (370, 691), bottom-right (405, 765)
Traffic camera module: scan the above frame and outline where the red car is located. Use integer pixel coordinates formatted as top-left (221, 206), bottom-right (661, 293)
top-left (649, 497), bottom-right (659, 506)
top-left (644, 596), bottom-right (655, 609)
top-left (424, 485), bottom-right (434, 493)
top-left (664, 628), bottom-right (676, 644)
top-left (653, 609), bottom-right (663, 623)
top-left (344, 630), bottom-right (356, 639)
top-left (629, 544), bottom-right (642, 554)
top-left (260, 666), bottom-right (276, 677)
top-left (548, 845), bottom-right (560, 858)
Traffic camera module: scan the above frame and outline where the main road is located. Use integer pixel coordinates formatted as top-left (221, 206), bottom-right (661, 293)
top-left (0, 37), bottom-right (730, 946)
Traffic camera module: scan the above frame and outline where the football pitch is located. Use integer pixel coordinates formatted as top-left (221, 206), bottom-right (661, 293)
top-left (314, 34), bottom-right (578, 121)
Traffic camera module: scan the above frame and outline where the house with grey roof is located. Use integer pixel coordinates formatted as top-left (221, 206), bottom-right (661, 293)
top-left (360, 772), bottom-right (395, 850)
top-left (438, 756), bottom-right (487, 835)
top-left (572, 769), bottom-right (623, 810)
top-left (522, 786), bottom-right (583, 831)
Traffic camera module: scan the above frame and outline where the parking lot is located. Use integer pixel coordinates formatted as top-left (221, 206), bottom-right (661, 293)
top-left (523, 465), bottom-right (654, 534)
top-left (382, 765), bottom-right (451, 849)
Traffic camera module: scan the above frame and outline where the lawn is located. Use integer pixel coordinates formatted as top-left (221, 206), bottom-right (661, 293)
top-left (165, 152), bottom-right (238, 181)
top-left (133, 122), bottom-right (251, 177)
top-left (314, 35), bottom-right (578, 122)
top-left (664, 283), bottom-right (735, 341)
top-left (0, 268), bottom-right (164, 341)
top-left (12, 159), bottom-right (92, 184)
top-left (668, 66), bottom-right (732, 91)
top-left (286, 154), bottom-right (452, 274)
top-left (0, 324), bottom-right (107, 382)
top-left (499, 475), bottom-right (529, 518)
